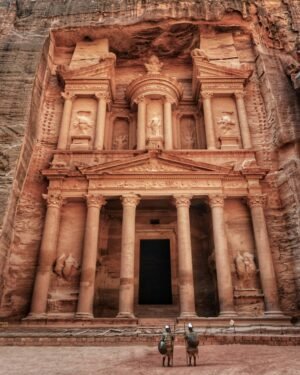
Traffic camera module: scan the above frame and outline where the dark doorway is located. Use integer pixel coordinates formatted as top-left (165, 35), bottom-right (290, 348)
top-left (139, 239), bottom-right (172, 304)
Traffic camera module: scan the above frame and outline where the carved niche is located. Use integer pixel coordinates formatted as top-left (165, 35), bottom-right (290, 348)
top-left (69, 97), bottom-right (97, 150)
top-left (179, 115), bottom-right (197, 149)
top-left (146, 99), bottom-right (164, 149)
top-left (112, 117), bottom-right (130, 150)
top-left (212, 96), bottom-right (240, 150)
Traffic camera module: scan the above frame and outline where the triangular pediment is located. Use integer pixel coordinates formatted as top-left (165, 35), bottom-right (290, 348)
top-left (79, 152), bottom-right (231, 176)
top-left (57, 58), bottom-right (115, 82)
top-left (195, 60), bottom-right (252, 80)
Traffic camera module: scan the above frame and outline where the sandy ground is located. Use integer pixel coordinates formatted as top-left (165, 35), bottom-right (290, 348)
top-left (0, 345), bottom-right (299, 375)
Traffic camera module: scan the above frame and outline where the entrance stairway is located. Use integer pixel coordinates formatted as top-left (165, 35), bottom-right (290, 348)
top-left (0, 317), bottom-right (300, 346)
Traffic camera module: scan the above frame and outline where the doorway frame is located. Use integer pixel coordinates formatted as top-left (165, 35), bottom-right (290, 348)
top-left (134, 228), bottom-right (179, 315)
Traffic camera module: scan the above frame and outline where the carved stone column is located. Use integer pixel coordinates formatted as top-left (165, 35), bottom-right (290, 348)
top-left (117, 194), bottom-right (140, 318)
top-left (137, 96), bottom-right (146, 150)
top-left (209, 195), bottom-right (236, 316)
top-left (28, 193), bottom-right (64, 318)
top-left (76, 194), bottom-right (106, 319)
top-left (94, 93), bottom-right (107, 150)
top-left (235, 91), bottom-right (252, 149)
top-left (164, 100), bottom-right (173, 150)
top-left (248, 195), bottom-right (282, 315)
top-left (57, 92), bottom-right (74, 150)
top-left (174, 195), bottom-right (197, 318)
top-left (201, 92), bottom-right (216, 150)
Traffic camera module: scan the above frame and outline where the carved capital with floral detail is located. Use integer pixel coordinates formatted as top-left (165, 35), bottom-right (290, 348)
top-left (42, 193), bottom-right (64, 208)
top-left (134, 95), bottom-right (146, 104)
top-left (234, 91), bottom-right (246, 100)
top-left (201, 91), bottom-right (214, 100)
top-left (85, 194), bottom-right (106, 208)
top-left (61, 92), bottom-right (75, 101)
top-left (121, 194), bottom-right (141, 207)
top-left (173, 194), bottom-right (192, 208)
top-left (95, 92), bottom-right (110, 101)
top-left (208, 194), bottom-right (225, 208)
top-left (247, 195), bottom-right (267, 208)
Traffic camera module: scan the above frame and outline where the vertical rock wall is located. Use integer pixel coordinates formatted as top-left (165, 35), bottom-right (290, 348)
top-left (0, 0), bottom-right (299, 318)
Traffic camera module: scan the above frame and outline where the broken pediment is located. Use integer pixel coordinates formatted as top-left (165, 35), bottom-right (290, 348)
top-left (56, 38), bottom-right (116, 98)
top-left (57, 56), bottom-right (116, 81)
top-left (78, 151), bottom-right (231, 176)
top-left (191, 48), bottom-right (253, 98)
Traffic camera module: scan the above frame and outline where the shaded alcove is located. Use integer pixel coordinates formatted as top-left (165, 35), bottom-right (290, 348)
top-left (190, 200), bottom-right (219, 317)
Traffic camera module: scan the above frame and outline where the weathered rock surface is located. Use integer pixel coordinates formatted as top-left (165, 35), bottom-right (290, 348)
top-left (0, 0), bottom-right (299, 319)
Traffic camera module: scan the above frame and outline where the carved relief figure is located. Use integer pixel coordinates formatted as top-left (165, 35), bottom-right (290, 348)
top-left (280, 54), bottom-right (300, 90)
top-left (113, 134), bottom-right (129, 150)
top-left (147, 115), bottom-right (162, 137)
top-left (72, 111), bottom-right (93, 135)
top-left (180, 116), bottom-right (196, 149)
top-left (216, 112), bottom-right (236, 135)
top-left (53, 253), bottom-right (80, 281)
top-left (235, 251), bottom-right (257, 289)
top-left (144, 55), bottom-right (164, 74)
top-left (112, 118), bottom-right (130, 150)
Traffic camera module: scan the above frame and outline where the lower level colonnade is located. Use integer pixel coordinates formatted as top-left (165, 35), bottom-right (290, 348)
top-left (28, 192), bottom-right (282, 319)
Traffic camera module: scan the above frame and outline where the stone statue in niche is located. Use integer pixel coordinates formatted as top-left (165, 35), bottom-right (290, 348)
top-left (72, 111), bottom-right (93, 135)
top-left (144, 55), bottom-right (164, 74)
top-left (53, 253), bottom-right (80, 281)
top-left (112, 118), bottom-right (130, 150)
top-left (113, 134), bottom-right (129, 150)
top-left (147, 115), bottom-right (162, 137)
top-left (181, 117), bottom-right (196, 149)
top-left (235, 251), bottom-right (257, 289)
top-left (216, 112), bottom-right (236, 135)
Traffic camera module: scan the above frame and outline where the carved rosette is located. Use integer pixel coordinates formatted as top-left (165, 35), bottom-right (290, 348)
top-left (247, 195), bottom-right (267, 208)
top-left (208, 194), bottom-right (225, 208)
top-left (121, 194), bottom-right (141, 208)
top-left (42, 193), bottom-right (64, 208)
top-left (85, 194), bottom-right (106, 208)
top-left (173, 194), bottom-right (192, 208)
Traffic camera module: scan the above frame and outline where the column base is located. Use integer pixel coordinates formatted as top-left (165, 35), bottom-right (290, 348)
top-left (116, 312), bottom-right (136, 319)
top-left (219, 310), bottom-right (238, 317)
top-left (75, 312), bottom-right (94, 320)
top-left (24, 312), bottom-right (47, 320)
top-left (179, 312), bottom-right (198, 319)
top-left (264, 310), bottom-right (285, 318)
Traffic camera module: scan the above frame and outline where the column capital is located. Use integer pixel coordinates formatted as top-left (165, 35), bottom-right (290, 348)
top-left (208, 194), bottom-right (225, 208)
top-left (247, 194), bottom-right (267, 208)
top-left (134, 95), bottom-right (146, 104)
top-left (235, 90), bottom-right (246, 99)
top-left (95, 92), bottom-right (109, 101)
top-left (61, 92), bottom-right (75, 101)
top-left (121, 194), bottom-right (141, 207)
top-left (42, 193), bottom-right (64, 208)
top-left (201, 91), bottom-right (214, 100)
top-left (85, 194), bottom-right (106, 208)
top-left (173, 194), bottom-right (192, 208)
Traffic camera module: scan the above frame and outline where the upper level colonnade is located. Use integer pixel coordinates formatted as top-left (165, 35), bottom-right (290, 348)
top-left (55, 41), bottom-right (253, 153)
